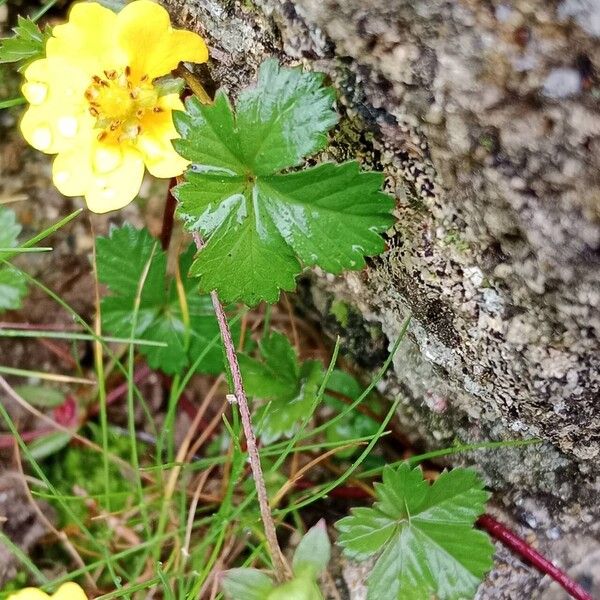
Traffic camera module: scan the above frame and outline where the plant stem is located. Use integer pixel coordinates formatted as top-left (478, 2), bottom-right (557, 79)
top-left (160, 178), bottom-right (178, 251)
top-left (478, 514), bottom-right (593, 600)
top-left (192, 232), bottom-right (290, 582)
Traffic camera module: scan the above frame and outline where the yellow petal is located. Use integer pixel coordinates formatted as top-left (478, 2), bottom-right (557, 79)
top-left (7, 589), bottom-right (50, 600)
top-left (53, 146), bottom-right (92, 197)
top-left (85, 148), bottom-right (145, 213)
top-left (137, 134), bottom-right (188, 178)
top-left (136, 94), bottom-right (187, 177)
top-left (20, 58), bottom-right (93, 155)
top-left (46, 2), bottom-right (123, 74)
top-left (23, 58), bottom-right (90, 112)
top-left (52, 583), bottom-right (87, 600)
top-left (116, 0), bottom-right (208, 80)
top-left (21, 107), bottom-right (80, 155)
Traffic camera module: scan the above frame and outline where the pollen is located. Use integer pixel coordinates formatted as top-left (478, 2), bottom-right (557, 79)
top-left (85, 66), bottom-right (159, 143)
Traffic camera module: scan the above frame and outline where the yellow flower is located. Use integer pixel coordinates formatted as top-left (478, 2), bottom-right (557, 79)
top-left (8, 583), bottom-right (87, 600)
top-left (20, 0), bottom-right (208, 213)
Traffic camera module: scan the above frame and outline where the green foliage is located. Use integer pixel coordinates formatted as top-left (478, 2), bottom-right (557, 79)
top-left (336, 464), bottom-right (494, 600)
top-left (0, 208), bottom-right (27, 313)
top-left (222, 521), bottom-right (331, 600)
top-left (324, 370), bottom-right (380, 459)
top-left (14, 385), bottom-right (65, 407)
top-left (0, 16), bottom-right (51, 70)
top-left (173, 59), bottom-right (395, 306)
top-left (240, 331), bottom-right (323, 443)
top-left (96, 224), bottom-right (231, 375)
top-left (292, 519), bottom-right (331, 579)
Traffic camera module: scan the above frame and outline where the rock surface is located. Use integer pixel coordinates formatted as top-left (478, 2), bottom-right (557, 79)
top-left (163, 0), bottom-right (600, 596)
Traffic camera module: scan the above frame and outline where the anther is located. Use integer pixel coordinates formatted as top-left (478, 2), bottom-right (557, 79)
top-left (153, 107), bottom-right (164, 113)
top-left (104, 69), bottom-right (118, 80)
top-left (125, 65), bottom-right (131, 76)
top-left (97, 131), bottom-right (108, 141)
top-left (89, 107), bottom-right (99, 117)
top-left (92, 75), bottom-right (102, 84)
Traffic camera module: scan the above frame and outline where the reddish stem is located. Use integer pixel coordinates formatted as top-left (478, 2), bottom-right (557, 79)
top-left (478, 514), bottom-right (593, 600)
top-left (160, 178), bottom-right (178, 251)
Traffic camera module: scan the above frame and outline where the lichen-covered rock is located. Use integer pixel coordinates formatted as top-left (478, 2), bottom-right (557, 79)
top-left (163, 0), bottom-right (600, 595)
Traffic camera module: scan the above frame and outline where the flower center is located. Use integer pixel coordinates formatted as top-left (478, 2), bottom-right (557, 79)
top-left (85, 67), bottom-right (162, 143)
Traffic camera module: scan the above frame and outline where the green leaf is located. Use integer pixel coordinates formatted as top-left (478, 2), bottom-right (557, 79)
top-left (0, 208), bottom-right (27, 313)
top-left (0, 16), bottom-right (52, 70)
top-left (292, 520), bottom-right (331, 578)
top-left (240, 332), bottom-right (323, 443)
top-left (336, 464), bottom-right (494, 600)
top-left (28, 431), bottom-right (72, 460)
top-left (96, 225), bottom-right (231, 375)
top-left (221, 568), bottom-right (275, 600)
top-left (14, 385), bottom-right (65, 408)
top-left (173, 59), bottom-right (394, 306)
top-left (266, 573), bottom-right (323, 600)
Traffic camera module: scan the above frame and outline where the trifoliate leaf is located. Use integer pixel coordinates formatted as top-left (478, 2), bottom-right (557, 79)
top-left (221, 568), bottom-right (275, 600)
top-left (0, 208), bottom-right (27, 313)
top-left (96, 225), bottom-right (232, 375)
top-left (239, 332), bottom-right (323, 443)
top-left (173, 59), bottom-right (394, 306)
top-left (292, 520), bottom-right (331, 578)
top-left (0, 16), bottom-right (52, 70)
top-left (336, 464), bottom-right (494, 600)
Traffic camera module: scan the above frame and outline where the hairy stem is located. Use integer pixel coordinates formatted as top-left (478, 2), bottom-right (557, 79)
top-left (192, 232), bottom-right (290, 582)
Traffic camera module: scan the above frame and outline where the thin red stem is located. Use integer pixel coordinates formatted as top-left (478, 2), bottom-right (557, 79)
top-left (160, 178), bottom-right (178, 251)
top-left (478, 514), bottom-right (593, 600)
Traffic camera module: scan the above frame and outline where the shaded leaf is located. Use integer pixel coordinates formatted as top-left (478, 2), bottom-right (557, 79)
top-left (96, 225), bottom-right (232, 375)
top-left (15, 385), bottom-right (65, 408)
top-left (29, 431), bottom-right (72, 460)
top-left (240, 332), bottom-right (323, 443)
top-left (293, 520), bottom-right (331, 578)
top-left (336, 464), bottom-right (494, 600)
top-left (0, 208), bottom-right (26, 313)
top-left (221, 568), bottom-right (275, 600)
